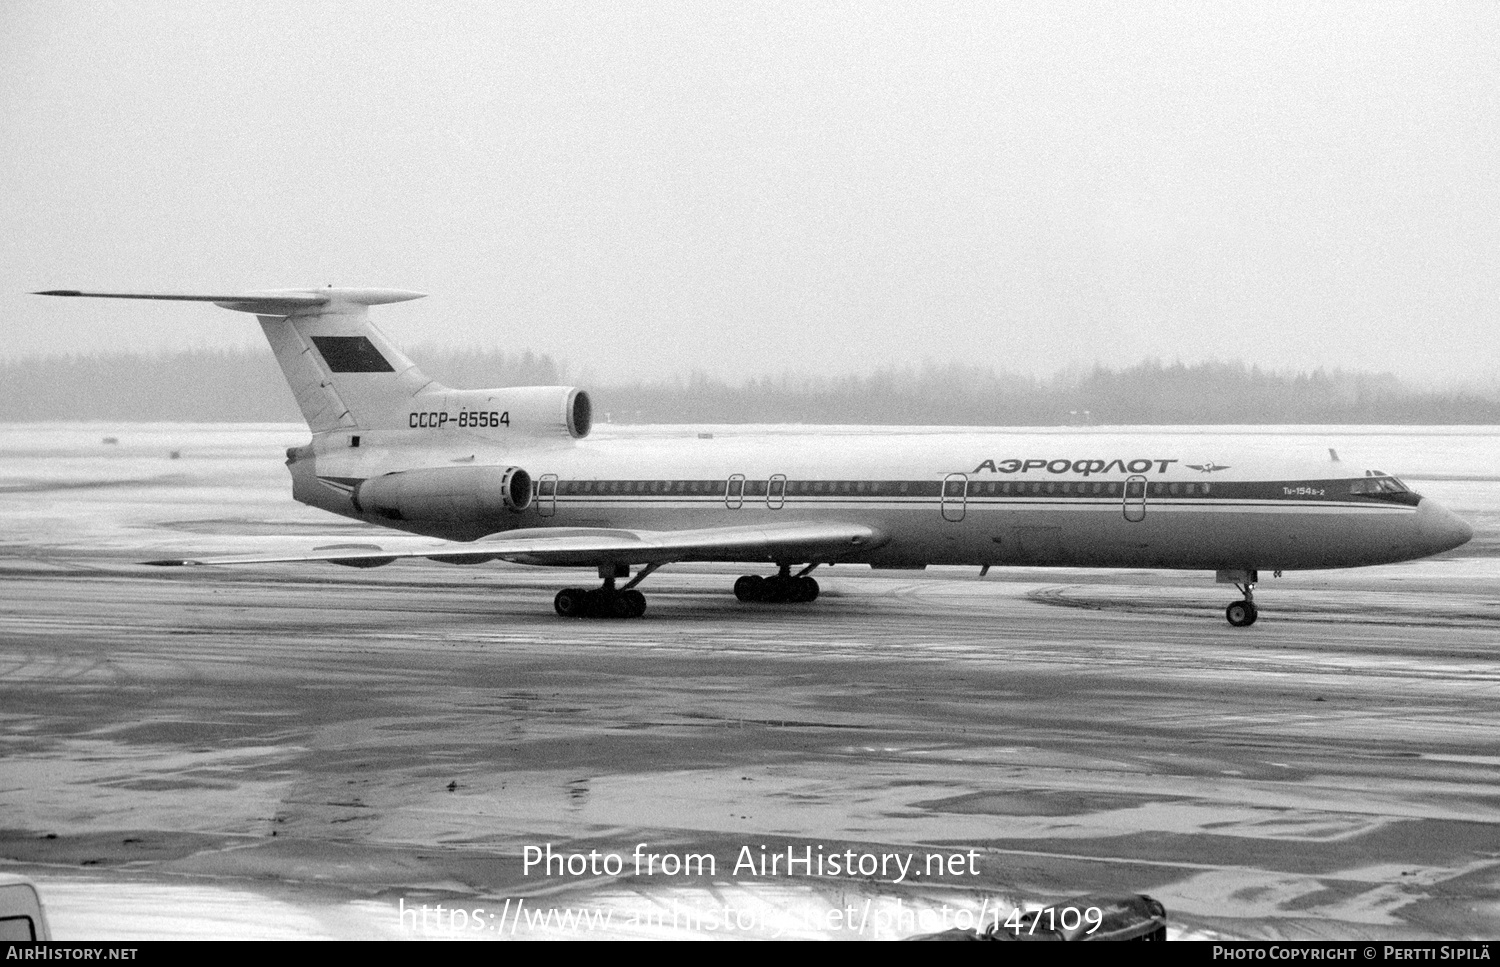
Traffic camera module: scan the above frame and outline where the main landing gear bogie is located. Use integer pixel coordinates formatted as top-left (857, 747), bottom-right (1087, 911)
top-left (554, 586), bottom-right (646, 619)
top-left (555, 564), bottom-right (657, 619)
top-left (734, 566), bottom-right (820, 604)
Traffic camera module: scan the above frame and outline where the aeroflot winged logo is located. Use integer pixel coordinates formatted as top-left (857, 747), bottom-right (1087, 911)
top-left (970, 458), bottom-right (1179, 476)
top-left (1186, 462), bottom-right (1231, 473)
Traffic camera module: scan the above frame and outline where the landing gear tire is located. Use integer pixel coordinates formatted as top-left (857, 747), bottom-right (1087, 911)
top-left (735, 573), bottom-right (819, 604)
top-left (555, 586), bottom-right (646, 619)
top-left (555, 588), bottom-right (587, 618)
top-left (1225, 600), bottom-right (1258, 627)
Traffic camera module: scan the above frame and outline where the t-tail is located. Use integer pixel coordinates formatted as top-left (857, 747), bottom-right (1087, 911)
top-left (33, 288), bottom-right (592, 441)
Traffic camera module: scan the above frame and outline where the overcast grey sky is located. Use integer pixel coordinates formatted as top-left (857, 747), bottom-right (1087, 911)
top-left (3, 2), bottom-right (1495, 386)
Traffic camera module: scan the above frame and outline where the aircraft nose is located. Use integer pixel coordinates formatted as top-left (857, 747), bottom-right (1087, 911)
top-left (1416, 498), bottom-right (1474, 555)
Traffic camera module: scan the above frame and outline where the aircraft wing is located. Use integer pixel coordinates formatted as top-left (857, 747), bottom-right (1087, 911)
top-left (143, 521), bottom-right (886, 569)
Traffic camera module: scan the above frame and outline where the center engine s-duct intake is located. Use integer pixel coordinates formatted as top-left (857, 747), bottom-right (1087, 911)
top-left (443, 386), bottom-right (591, 439)
top-left (503, 386), bottom-right (590, 439)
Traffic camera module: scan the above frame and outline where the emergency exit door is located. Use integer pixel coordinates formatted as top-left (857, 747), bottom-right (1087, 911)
top-left (1123, 475), bottom-right (1147, 522)
top-left (942, 473), bottom-right (967, 522)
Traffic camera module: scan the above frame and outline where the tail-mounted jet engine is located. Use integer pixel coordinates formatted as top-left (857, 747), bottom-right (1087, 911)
top-left (353, 465), bottom-right (532, 540)
top-left (447, 387), bottom-right (592, 439)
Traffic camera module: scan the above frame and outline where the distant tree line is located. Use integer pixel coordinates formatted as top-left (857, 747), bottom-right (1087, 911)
top-left (3, 348), bottom-right (1497, 425)
top-left (0, 345), bottom-right (566, 423)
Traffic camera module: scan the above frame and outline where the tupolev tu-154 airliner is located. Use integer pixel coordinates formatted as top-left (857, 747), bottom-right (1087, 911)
top-left (38, 287), bottom-right (1473, 626)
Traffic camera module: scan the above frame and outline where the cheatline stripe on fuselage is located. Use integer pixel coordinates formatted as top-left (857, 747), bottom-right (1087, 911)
top-left (544, 482), bottom-right (1418, 504)
top-left (538, 499), bottom-right (1413, 515)
top-left (321, 476), bottom-right (1421, 510)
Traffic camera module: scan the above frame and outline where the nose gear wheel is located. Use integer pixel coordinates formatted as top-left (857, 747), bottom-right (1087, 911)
top-left (1225, 580), bottom-right (1258, 627)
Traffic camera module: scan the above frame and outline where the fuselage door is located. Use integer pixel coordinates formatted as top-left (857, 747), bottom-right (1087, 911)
top-left (726, 473), bottom-right (746, 510)
top-left (767, 474), bottom-right (787, 510)
top-left (537, 473), bottom-right (558, 518)
top-left (1123, 474), bottom-right (1147, 522)
top-left (942, 472), bottom-right (968, 522)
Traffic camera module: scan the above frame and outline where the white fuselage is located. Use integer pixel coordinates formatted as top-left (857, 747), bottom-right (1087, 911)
top-left (289, 426), bottom-right (1473, 573)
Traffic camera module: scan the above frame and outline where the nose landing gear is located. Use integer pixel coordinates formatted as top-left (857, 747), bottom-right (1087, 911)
top-left (1218, 568), bottom-right (1260, 627)
top-left (734, 564), bottom-right (820, 603)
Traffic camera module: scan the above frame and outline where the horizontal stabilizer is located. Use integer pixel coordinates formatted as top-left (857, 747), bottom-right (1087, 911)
top-left (34, 288), bottom-right (425, 316)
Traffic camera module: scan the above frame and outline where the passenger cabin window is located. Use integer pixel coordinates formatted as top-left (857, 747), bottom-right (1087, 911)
top-left (544, 477), bottom-right (1257, 499)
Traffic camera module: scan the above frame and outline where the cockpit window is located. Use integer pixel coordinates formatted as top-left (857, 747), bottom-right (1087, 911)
top-left (1350, 476), bottom-right (1409, 495)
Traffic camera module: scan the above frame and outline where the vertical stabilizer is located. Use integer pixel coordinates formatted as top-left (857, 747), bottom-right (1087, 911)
top-left (257, 298), bottom-right (441, 432)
